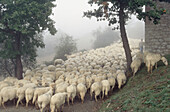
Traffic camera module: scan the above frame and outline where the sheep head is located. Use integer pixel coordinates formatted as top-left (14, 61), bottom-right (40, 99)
top-left (161, 57), bottom-right (168, 66)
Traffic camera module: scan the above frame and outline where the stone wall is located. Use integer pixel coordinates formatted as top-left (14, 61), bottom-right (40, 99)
top-left (145, 1), bottom-right (170, 55)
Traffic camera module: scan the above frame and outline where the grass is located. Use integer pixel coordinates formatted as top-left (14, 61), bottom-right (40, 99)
top-left (99, 54), bottom-right (170, 112)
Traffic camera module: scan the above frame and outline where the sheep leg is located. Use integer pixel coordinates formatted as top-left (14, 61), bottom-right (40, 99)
top-left (16, 99), bottom-right (20, 108)
top-left (111, 86), bottom-right (113, 90)
top-left (26, 102), bottom-right (28, 107)
top-left (41, 103), bottom-right (46, 112)
top-left (147, 65), bottom-right (150, 73)
top-left (105, 89), bottom-right (109, 98)
top-left (2, 102), bottom-right (6, 109)
top-left (133, 72), bottom-right (135, 77)
top-left (90, 91), bottom-right (93, 100)
top-left (35, 101), bottom-right (39, 109)
top-left (155, 63), bottom-right (157, 69)
top-left (151, 66), bottom-right (153, 74)
top-left (82, 92), bottom-right (86, 103)
top-left (80, 93), bottom-right (84, 104)
top-left (95, 94), bottom-right (98, 102)
top-left (67, 97), bottom-right (70, 106)
top-left (71, 97), bottom-right (74, 105)
top-left (40, 108), bottom-right (43, 112)
top-left (26, 99), bottom-right (29, 107)
top-left (102, 88), bottom-right (105, 99)
top-left (20, 100), bottom-right (24, 105)
top-left (50, 104), bottom-right (55, 112)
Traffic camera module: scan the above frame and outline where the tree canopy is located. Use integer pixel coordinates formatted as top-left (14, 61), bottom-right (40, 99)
top-left (0, 0), bottom-right (57, 79)
top-left (84, 0), bottom-right (166, 75)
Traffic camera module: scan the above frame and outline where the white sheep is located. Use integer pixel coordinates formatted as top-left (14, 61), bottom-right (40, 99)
top-left (108, 77), bottom-right (116, 90)
top-left (116, 72), bottom-right (127, 89)
top-left (4, 77), bottom-right (18, 84)
top-left (130, 58), bottom-right (143, 77)
top-left (55, 82), bottom-right (69, 93)
top-left (145, 52), bottom-right (168, 73)
top-left (50, 92), bottom-right (67, 112)
top-left (54, 59), bottom-right (64, 65)
top-left (0, 81), bottom-right (14, 91)
top-left (37, 84), bottom-right (55, 112)
top-left (25, 87), bottom-right (35, 107)
top-left (66, 84), bottom-right (77, 105)
top-left (48, 65), bottom-right (56, 72)
top-left (86, 76), bottom-right (93, 89)
top-left (32, 87), bottom-right (51, 106)
top-left (77, 83), bottom-right (87, 103)
top-left (16, 87), bottom-right (28, 108)
top-left (101, 80), bottom-right (110, 99)
top-left (0, 86), bottom-right (18, 109)
top-left (90, 82), bottom-right (102, 102)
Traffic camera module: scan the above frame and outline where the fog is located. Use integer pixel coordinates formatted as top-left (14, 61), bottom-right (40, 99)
top-left (37, 0), bottom-right (144, 63)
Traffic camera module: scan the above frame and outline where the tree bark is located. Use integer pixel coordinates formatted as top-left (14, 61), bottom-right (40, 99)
top-left (15, 34), bottom-right (23, 79)
top-left (119, 3), bottom-right (132, 76)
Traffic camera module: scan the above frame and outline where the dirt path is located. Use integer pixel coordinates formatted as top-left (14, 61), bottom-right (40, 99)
top-left (0, 93), bottom-right (103, 112)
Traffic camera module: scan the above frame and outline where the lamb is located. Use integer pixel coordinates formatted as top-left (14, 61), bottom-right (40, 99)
top-left (37, 84), bottom-right (55, 112)
top-left (66, 84), bottom-right (77, 105)
top-left (101, 80), bottom-right (110, 99)
top-left (90, 82), bottom-right (102, 101)
top-left (25, 87), bottom-right (35, 107)
top-left (130, 58), bottom-right (143, 77)
top-left (116, 72), bottom-right (127, 89)
top-left (77, 83), bottom-right (87, 103)
top-left (32, 87), bottom-right (51, 105)
top-left (145, 52), bottom-right (168, 73)
top-left (50, 92), bottom-right (67, 112)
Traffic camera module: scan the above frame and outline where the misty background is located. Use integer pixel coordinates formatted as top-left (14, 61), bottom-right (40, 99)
top-left (37, 0), bottom-right (144, 64)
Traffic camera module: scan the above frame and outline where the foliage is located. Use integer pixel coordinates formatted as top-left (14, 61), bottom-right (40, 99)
top-left (99, 54), bottom-right (170, 112)
top-left (0, 0), bottom-right (56, 58)
top-left (92, 27), bottom-right (119, 49)
top-left (0, 0), bottom-right (57, 78)
top-left (84, 0), bottom-right (166, 25)
top-left (53, 34), bottom-right (77, 61)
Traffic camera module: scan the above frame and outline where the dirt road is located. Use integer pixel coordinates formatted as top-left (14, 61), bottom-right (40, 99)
top-left (0, 93), bottom-right (103, 112)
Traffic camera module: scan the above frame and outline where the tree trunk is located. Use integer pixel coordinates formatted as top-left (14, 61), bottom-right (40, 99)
top-left (15, 34), bottom-right (23, 79)
top-left (119, 4), bottom-right (132, 77)
top-left (16, 55), bottom-right (23, 79)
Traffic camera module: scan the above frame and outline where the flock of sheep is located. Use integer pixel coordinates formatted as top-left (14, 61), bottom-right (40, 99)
top-left (0, 38), bottom-right (168, 112)
top-left (131, 51), bottom-right (168, 76)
